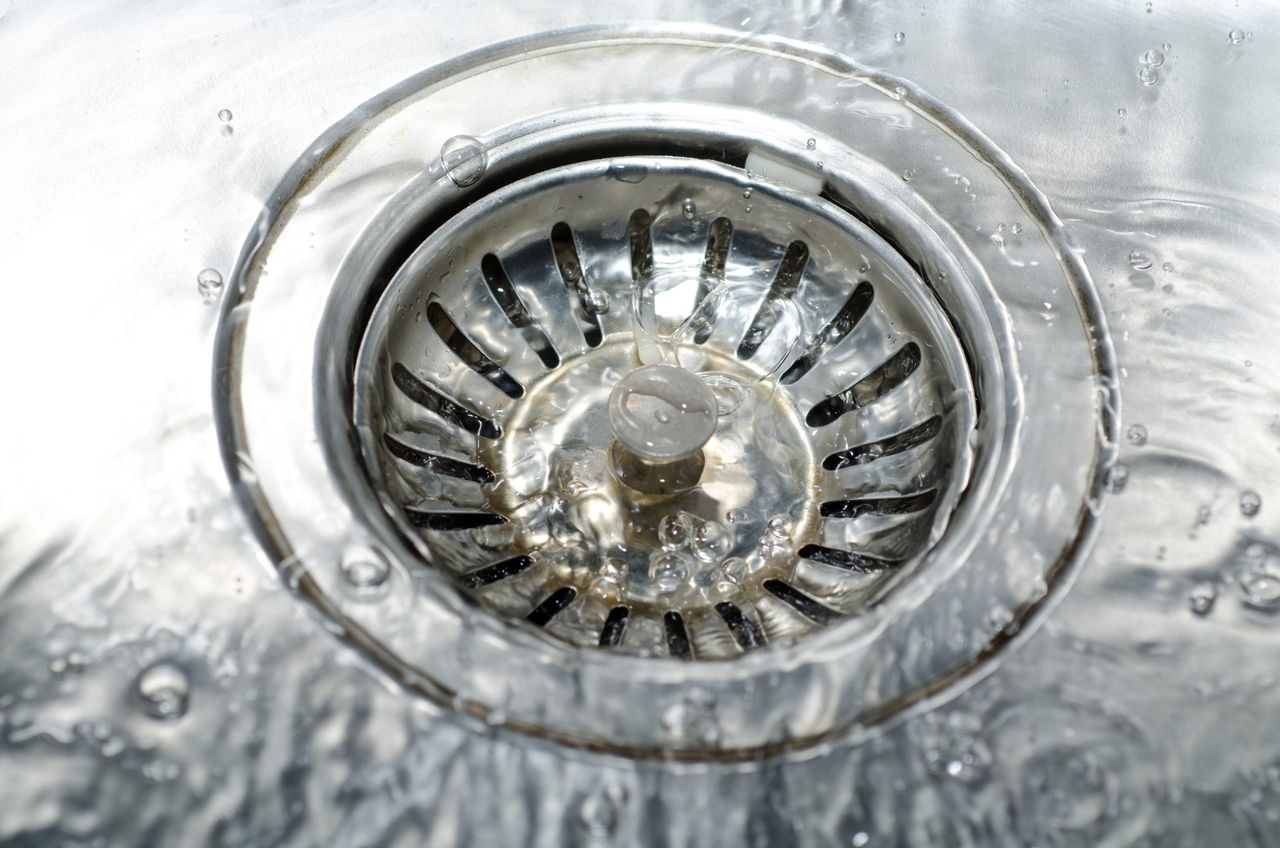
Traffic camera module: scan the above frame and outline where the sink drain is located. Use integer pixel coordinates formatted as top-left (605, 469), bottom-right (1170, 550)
top-left (357, 156), bottom-right (974, 659)
top-left (215, 28), bottom-right (1116, 757)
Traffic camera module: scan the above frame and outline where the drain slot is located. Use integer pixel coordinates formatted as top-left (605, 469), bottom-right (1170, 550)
top-left (383, 434), bottom-right (495, 483)
top-left (461, 555), bottom-right (535, 589)
top-left (694, 216), bottom-right (733, 344)
top-left (763, 580), bottom-right (839, 625)
top-left (715, 602), bottom-right (766, 651)
top-left (426, 301), bottom-right (525, 398)
top-left (781, 281), bottom-right (875, 384)
top-left (664, 611), bottom-right (693, 659)
top-left (391, 363), bottom-right (502, 439)
top-left (819, 491), bottom-right (937, 519)
top-left (479, 253), bottom-right (560, 368)
top-left (805, 342), bottom-right (921, 427)
top-left (738, 239), bottom-right (809, 360)
top-left (797, 545), bottom-right (899, 573)
top-left (599, 606), bottom-right (630, 647)
top-left (823, 415), bottom-right (942, 470)
top-left (550, 222), bottom-right (604, 347)
top-left (405, 507), bottom-right (506, 530)
top-left (527, 587), bottom-right (576, 627)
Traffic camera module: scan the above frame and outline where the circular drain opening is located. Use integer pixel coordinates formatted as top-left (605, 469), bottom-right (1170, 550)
top-left (217, 30), bottom-right (1115, 757)
top-left (355, 155), bottom-right (975, 660)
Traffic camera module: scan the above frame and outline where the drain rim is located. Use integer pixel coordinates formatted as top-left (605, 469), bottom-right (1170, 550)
top-left (215, 27), bottom-right (1117, 759)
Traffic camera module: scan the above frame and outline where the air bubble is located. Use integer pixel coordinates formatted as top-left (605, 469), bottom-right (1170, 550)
top-left (691, 521), bottom-right (730, 563)
top-left (1241, 490), bottom-right (1262, 518)
top-left (650, 551), bottom-right (692, 593)
top-left (719, 557), bottom-right (748, 583)
top-left (1117, 108), bottom-right (1127, 117)
top-left (681, 199), bottom-right (696, 221)
top-left (767, 514), bottom-right (793, 538)
top-left (439, 135), bottom-right (487, 187)
top-left (806, 138), bottom-right (817, 150)
top-left (894, 31), bottom-right (906, 44)
top-left (1188, 582), bottom-right (1217, 616)
top-left (217, 108), bottom-right (233, 122)
top-left (584, 289), bottom-right (610, 315)
top-left (196, 268), bottom-right (224, 304)
top-left (701, 372), bottom-right (747, 416)
top-left (599, 558), bottom-right (628, 583)
top-left (1128, 251), bottom-right (1153, 271)
top-left (1126, 424), bottom-right (1148, 446)
top-left (1240, 545), bottom-right (1280, 610)
top-left (1137, 66), bottom-right (1159, 86)
top-left (340, 546), bottom-right (390, 591)
top-left (1229, 29), bottom-right (1246, 44)
top-left (1162, 261), bottom-right (1175, 272)
top-left (658, 513), bottom-right (692, 550)
top-left (135, 661), bottom-right (191, 721)
top-left (1141, 49), bottom-right (1165, 67)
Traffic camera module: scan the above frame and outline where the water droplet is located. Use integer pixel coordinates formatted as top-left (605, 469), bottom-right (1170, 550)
top-left (1189, 581), bottom-right (1217, 616)
top-left (584, 289), bottom-right (610, 315)
top-left (767, 514), bottom-right (793, 538)
top-left (1011, 222), bottom-right (1023, 234)
top-left (1241, 490), bottom-right (1262, 518)
top-left (681, 199), bottom-right (696, 221)
top-left (196, 268), bottom-right (224, 304)
top-left (1127, 423), bottom-right (1148, 446)
top-left (135, 661), bottom-right (190, 721)
top-left (1241, 545), bottom-right (1280, 610)
top-left (578, 779), bottom-right (627, 839)
top-left (1229, 29), bottom-right (1246, 45)
top-left (742, 187), bottom-right (753, 199)
top-left (919, 711), bottom-right (991, 783)
top-left (340, 546), bottom-right (390, 591)
top-left (1105, 462), bottom-right (1129, 494)
top-left (901, 169), bottom-right (913, 182)
top-left (744, 205), bottom-right (752, 214)
top-left (1162, 42), bottom-right (1172, 52)
top-left (727, 508), bottom-right (750, 525)
top-left (1161, 261), bottom-right (1175, 272)
top-left (894, 31), bottom-right (906, 44)
top-left (661, 688), bottom-right (719, 745)
top-left (1137, 66), bottom-right (1159, 86)
top-left (439, 135), bottom-right (487, 187)
top-left (1117, 107), bottom-right (1128, 117)
top-left (806, 137), bottom-right (817, 150)
top-left (658, 514), bottom-right (692, 550)
top-left (654, 409), bottom-right (671, 424)
top-left (217, 108), bottom-right (233, 123)
top-left (1144, 1), bottom-right (1152, 12)
top-left (852, 834), bottom-right (871, 848)
top-left (700, 372), bottom-right (747, 416)
top-left (651, 551), bottom-right (692, 593)
top-left (1141, 48), bottom-right (1165, 67)
top-left (692, 520), bottom-right (730, 563)
top-left (1128, 250), bottom-right (1154, 270)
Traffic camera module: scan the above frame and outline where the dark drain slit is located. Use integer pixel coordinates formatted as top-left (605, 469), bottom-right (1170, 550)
top-left (805, 342), bottom-right (922, 427)
top-left (738, 240), bottom-right (809, 360)
top-left (628, 209), bottom-right (653, 281)
top-left (426, 302), bottom-right (524, 398)
top-left (479, 253), bottom-right (560, 368)
top-left (715, 602), bottom-right (766, 651)
top-left (664, 611), bottom-right (693, 659)
top-left (527, 587), bottom-right (576, 627)
top-left (550, 222), bottom-right (604, 348)
top-left (461, 555), bottom-right (535, 589)
top-left (823, 415), bottom-right (943, 471)
top-left (599, 606), bottom-right (630, 647)
top-left (781, 281), bottom-right (875, 384)
top-left (383, 434), bottom-right (495, 484)
top-left (798, 545), bottom-right (900, 574)
top-left (391, 363), bottom-right (501, 439)
top-left (763, 579), bottom-right (839, 625)
top-left (694, 216), bottom-right (733, 344)
top-left (404, 508), bottom-right (507, 530)
top-left (819, 490), bottom-right (938, 519)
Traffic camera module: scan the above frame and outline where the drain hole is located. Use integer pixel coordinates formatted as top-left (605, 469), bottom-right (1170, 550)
top-left (738, 240), bottom-right (809, 360)
top-left (797, 545), bottom-right (899, 574)
top-left (383, 434), bottom-right (495, 484)
top-left (822, 415), bottom-right (943, 471)
top-left (781, 281), bottom-right (875, 384)
top-left (599, 605), bottom-right (630, 647)
top-left (694, 216), bottom-right (733, 344)
top-left (805, 342), bottom-right (921, 427)
top-left (391, 363), bottom-right (502, 439)
top-left (664, 611), bottom-right (693, 659)
top-left (819, 490), bottom-right (937, 519)
top-left (550, 222), bottom-right (604, 347)
top-left (405, 507), bottom-right (507, 530)
top-left (426, 301), bottom-right (525, 398)
top-left (527, 587), bottom-right (576, 627)
top-left (461, 555), bottom-right (535, 589)
top-left (628, 209), bottom-right (653, 281)
top-left (714, 601), bottom-right (766, 651)
top-left (479, 253), bottom-right (560, 368)
top-left (762, 580), bottom-right (839, 625)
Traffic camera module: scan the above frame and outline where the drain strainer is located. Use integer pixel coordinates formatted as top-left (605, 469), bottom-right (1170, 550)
top-left (216, 29), bottom-right (1116, 757)
top-left (357, 156), bottom-right (974, 659)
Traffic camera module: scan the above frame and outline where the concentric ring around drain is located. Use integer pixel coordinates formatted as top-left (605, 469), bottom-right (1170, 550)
top-left (357, 156), bottom-right (976, 660)
top-left (215, 28), bottom-right (1117, 758)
